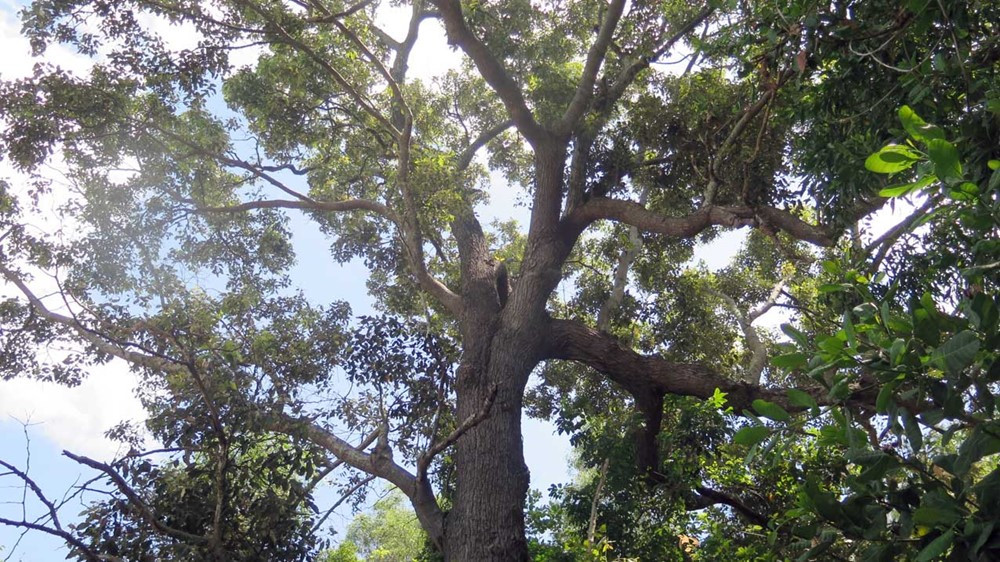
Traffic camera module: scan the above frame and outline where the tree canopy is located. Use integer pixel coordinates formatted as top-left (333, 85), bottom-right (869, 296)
top-left (0, 0), bottom-right (998, 560)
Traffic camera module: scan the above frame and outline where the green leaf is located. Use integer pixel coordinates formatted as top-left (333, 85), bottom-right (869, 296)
top-left (889, 338), bottom-right (907, 366)
top-left (781, 323), bottom-right (809, 347)
top-left (898, 106), bottom-right (945, 143)
top-left (772, 352), bottom-right (808, 369)
top-left (988, 159), bottom-right (999, 171)
top-left (818, 283), bottom-right (847, 293)
top-left (733, 425), bottom-right (770, 447)
top-left (875, 382), bottom-right (897, 413)
top-left (878, 174), bottom-right (936, 197)
top-left (955, 425), bottom-right (1000, 476)
top-left (752, 399), bottom-right (791, 422)
top-left (933, 330), bottom-right (980, 375)
top-left (786, 389), bottom-right (818, 414)
top-left (927, 138), bottom-right (962, 181)
top-left (865, 144), bottom-right (921, 174)
top-left (902, 409), bottom-right (923, 452)
top-left (915, 530), bottom-right (954, 562)
top-left (843, 311), bottom-right (857, 350)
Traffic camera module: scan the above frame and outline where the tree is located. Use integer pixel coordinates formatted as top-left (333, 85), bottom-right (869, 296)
top-left (0, 0), bottom-right (997, 560)
top-left (328, 489), bottom-right (425, 562)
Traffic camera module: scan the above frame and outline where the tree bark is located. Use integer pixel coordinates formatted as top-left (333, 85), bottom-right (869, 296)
top-left (444, 348), bottom-right (535, 561)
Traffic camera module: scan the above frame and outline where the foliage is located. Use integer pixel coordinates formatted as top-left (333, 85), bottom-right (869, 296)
top-left (755, 108), bottom-right (1000, 561)
top-left (325, 490), bottom-right (426, 562)
top-left (0, 0), bottom-right (997, 560)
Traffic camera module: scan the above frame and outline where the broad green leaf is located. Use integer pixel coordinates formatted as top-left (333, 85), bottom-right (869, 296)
top-left (875, 382), bottom-right (897, 413)
top-left (818, 283), bottom-right (847, 293)
top-left (786, 389), bottom-right (818, 414)
top-left (933, 330), bottom-right (980, 375)
top-left (988, 159), bottom-right (999, 171)
top-left (902, 410), bottom-right (923, 452)
top-left (898, 106), bottom-right (945, 142)
top-left (915, 530), bottom-right (954, 562)
top-left (878, 174), bottom-right (936, 197)
top-left (927, 138), bottom-right (962, 180)
top-left (843, 311), bottom-right (857, 350)
top-left (733, 425), bottom-right (770, 447)
top-left (865, 144), bottom-right (921, 174)
top-left (772, 352), bottom-right (808, 369)
top-left (889, 338), bottom-right (907, 366)
top-left (955, 425), bottom-right (1000, 476)
top-left (752, 399), bottom-right (791, 422)
top-left (781, 323), bottom-right (809, 347)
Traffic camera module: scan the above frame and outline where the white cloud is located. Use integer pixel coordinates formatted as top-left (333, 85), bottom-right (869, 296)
top-left (0, 360), bottom-right (145, 460)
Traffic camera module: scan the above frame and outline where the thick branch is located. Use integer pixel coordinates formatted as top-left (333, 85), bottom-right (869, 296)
top-left (596, 190), bottom-right (647, 330)
top-left (563, 199), bottom-right (842, 247)
top-left (690, 486), bottom-right (769, 527)
top-left (545, 317), bottom-right (809, 413)
top-left (432, 0), bottom-right (547, 145)
top-left (271, 416), bottom-right (445, 548)
top-left (557, 0), bottom-right (627, 135)
top-left (711, 289), bottom-right (769, 384)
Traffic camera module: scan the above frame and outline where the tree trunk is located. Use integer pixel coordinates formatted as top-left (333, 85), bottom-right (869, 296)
top-left (442, 143), bottom-right (568, 561)
top-left (444, 330), bottom-right (539, 561)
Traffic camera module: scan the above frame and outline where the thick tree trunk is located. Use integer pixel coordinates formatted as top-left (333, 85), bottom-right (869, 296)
top-left (444, 358), bottom-right (532, 561)
top-left (442, 144), bottom-right (568, 561)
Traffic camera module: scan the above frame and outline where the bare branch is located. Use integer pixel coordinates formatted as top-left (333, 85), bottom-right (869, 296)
top-left (0, 459), bottom-right (62, 532)
top-left (270, 416), bottom-right (445, 548)
top-left (417, 384), bottom-right (497, 478)
top-left (309, 475), bottom-right (376, 534)
top-left (64, 451), bottom-right (211, 545)
top-left (602, 5), bottom-right (715, 114)
top-left (863, 197), bottom-right (936, 273)
top-left (710, 289), bottom-right (770, 384)
top-left (0, 516), bottom-right (110, 562)
top-left (189, 197), bottom-right (399, 221)
top-left (586, 458), bottom-right (611, 544)
top-left (596, 189), bottom-right (647, 330)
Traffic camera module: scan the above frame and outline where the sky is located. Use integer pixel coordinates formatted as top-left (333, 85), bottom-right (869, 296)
top-left (0, 1), bottom-right (920, 559)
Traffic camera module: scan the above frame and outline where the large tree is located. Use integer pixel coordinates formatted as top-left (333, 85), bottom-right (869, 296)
top-left (0, 0), bottom-right (997, 560)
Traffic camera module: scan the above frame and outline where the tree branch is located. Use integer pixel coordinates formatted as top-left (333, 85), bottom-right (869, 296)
top-left (271, 416), bottom-right (445, 549)
top-left (544, 317), bottom-right (813, 413)
top-left (235, 0), bottom-right (398, 136)
top-left (0, 516), bottom-right (110, 562)
top-left (562, 198), bottom-right (844, 247)
top-left (455, 119), bottom-right (514, 171)
top-left (557, 0), bottom-right (627, 136)
top-left (690, 486), bottom-right (768, 527)
top-left (416, 384), bottom-right (497, 478)
top-left (64, 451), bottom-right (211, 545)
top-left (432, 0), bottom-right (547, 145)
